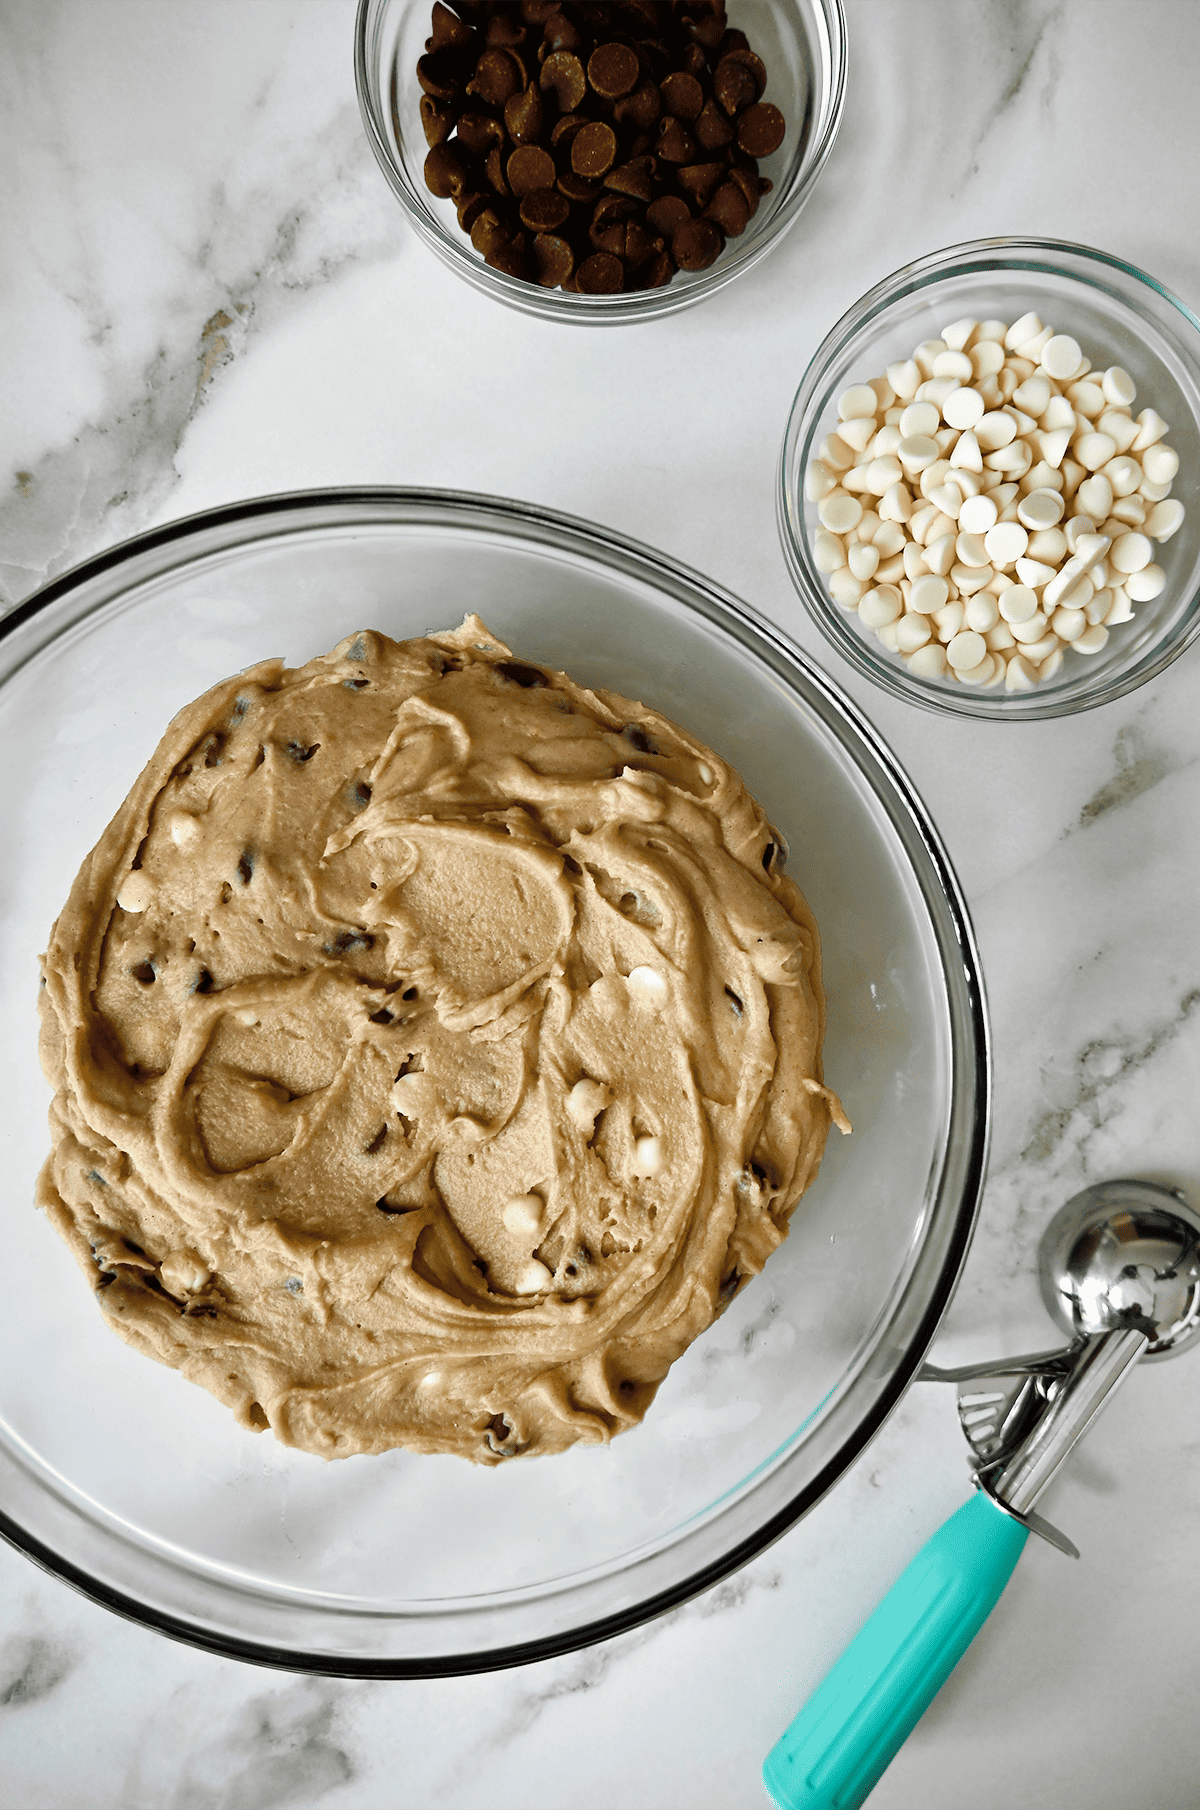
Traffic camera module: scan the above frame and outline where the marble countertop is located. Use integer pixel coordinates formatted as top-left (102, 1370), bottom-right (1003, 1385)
top-left (2, 3), bottom-right (1198, 1806)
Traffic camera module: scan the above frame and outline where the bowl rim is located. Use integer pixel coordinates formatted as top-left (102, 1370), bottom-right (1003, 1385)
top-left (353, 0), bottom-right (849, 324)
top-left (778, 234), bottom-right (1200, 719)
top-left (0, 486), bottom-right (989, 1676)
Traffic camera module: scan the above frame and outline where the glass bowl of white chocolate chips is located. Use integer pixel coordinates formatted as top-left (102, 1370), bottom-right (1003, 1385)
top-left (779, 238), bottom-right (1200, 717)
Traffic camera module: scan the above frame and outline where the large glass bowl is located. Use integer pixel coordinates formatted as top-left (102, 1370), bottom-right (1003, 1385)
top-left (354, 0), bottom-right (847, 323)
top-left (779, 238), bottom-right (1200, 718)
top-left (0, 490), bottom-right (986, 1675)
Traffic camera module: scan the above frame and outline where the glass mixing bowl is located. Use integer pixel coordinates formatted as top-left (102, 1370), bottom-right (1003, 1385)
top-left (354, 0), bottom-right (847, 323)
top-left (779, 238), bottom-right (1200, 718)
top-left (0, 490), bottom-right (986, 1674)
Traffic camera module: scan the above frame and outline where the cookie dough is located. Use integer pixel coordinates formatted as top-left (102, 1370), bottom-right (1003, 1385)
top-left (37, 618), bottom-right (846, 1462)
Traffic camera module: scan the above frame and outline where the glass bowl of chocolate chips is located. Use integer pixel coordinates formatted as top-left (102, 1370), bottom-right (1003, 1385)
top-left (355, 0), bottom-right (847, 321)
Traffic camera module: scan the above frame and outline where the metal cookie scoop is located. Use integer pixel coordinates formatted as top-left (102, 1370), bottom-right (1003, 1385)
top-left (763, 1179), bottom-right (1200, 1810)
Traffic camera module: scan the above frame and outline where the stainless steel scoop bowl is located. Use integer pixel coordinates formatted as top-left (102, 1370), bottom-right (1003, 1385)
top-left (1039, 1177), bottom-right (1200, 1358)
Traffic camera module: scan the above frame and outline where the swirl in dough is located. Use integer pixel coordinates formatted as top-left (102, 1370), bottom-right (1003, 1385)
top-left (37, 618), bottom-right (846, 1461)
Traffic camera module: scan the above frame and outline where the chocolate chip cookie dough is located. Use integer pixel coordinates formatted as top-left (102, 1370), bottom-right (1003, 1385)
top-left (37, 618), bottom-right (846, 1462)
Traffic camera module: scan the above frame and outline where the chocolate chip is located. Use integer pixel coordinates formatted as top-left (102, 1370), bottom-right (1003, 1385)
top-left (587, 41), bottom-right (640, 99)
top-left (677, 160), bottom-right (725, 209)
top-left (420, 94), bottom-right (456, 147)
top-left (659, 70), bottom-right (703, 122)
top-left (486, 234), bottom-right (530, 278)
top-left (576, 250), bottom-right (624, 293)
top-left (507, 142), bottom-right (556, 196)
top-left (467, 47), bottom-right (523, 107)
top-left (416, 50), bottom-right (460, 103)
top-left (540, 49), bottom-right (587, 111)
top-left (655, 116), bottom-right (696, 163)
top-left (622, 723), bottom-right (657, 753)
top-left (704, 180), bottom-right (750, 236)
top-left (236, 850), bottom-right (253, 884)
top-left (693, 95), bottom-right (733, 149)
top-left (672, 216), bottom-right (722, 271)
top-left (550, 111), bottom-right (588, 151)
top-left (557, 170), bottom-right (601, 203)
top-left (612, 78), bottom-right (661, 133)
top-left (455, 188), bottom-right (491, 231)
top-left (194, 968), bottom-right (214, 993)
top-left (485, 145), bottom-right (511, 195)
top-left (470, 205), bottom-right (515, 257)
top-left (571, 119), bottom-right (617, 179)
top-left (327, 930), bottom-right (375, 956)
top-left (603, 154), bottom-right (655, 201)
top-left (726, 159), bottom-right (762, 216)
top-left (427, 1), bottom-right (473, 53)
top-left (504, 83), bottom-right (544, 144)
top-left (646, 193), bottom-right (691, 236)
top-left (495, 659), bottom-right (548, 687)
top-left (520, 186), bottom-right (571, 233)
top-left (455, 109), bottom-right (504, 157)
top-left (541, 12), bottom-right (583, 55)
top-left (713, 55), bottom-right (756, 117)
top-left (721, 45), bottom-right (767, 98)
top-left (628, 248), bottom-right (676, 290)
top-left (736, 101), bottom-right (786, 158)
top-left (622, 220), bottom-right (660, 268)
top-left (484, 11), bottom-right (526, 48)
top-left (532, 231), bottom-right (575, 285)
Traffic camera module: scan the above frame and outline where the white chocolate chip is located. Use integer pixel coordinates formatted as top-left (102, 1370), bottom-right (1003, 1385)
top-left (838, 384), bottom-right (879, 421)
top-left (1125, 563), bottom-right (1166, 601)
top-left (513, 1259), bottom-right (553, 1296)
top-left (632, 1135), bottom-right (662, 1178)
top-left (1145, 498), bottom-right (1184, 541)
top-left (160, 1248), bottom-right (210, 1295)
top-left (1102, 366), bottom-right (1137, 408)
top-left (167, 812), bottom-right (200, 847)
top-left (627, 965), bottom-right (668, 1001)
top-left (905, 642), bottom-right (948, 679)
top-left (818, 493), bottom-right (863, 534)
top-left (502, 1195), bottom-right (545, 1238)
top-left (1141, 442), bottom-right (1179, 486)
top-left (946, 630), bottom-right (987, 672)
top-left (813, 530), bottom-right (847, 573)
top-left (116, 872), bottom-right (155, 913)
top-left (566, 1077), bottom-right (613, 1134)
top-left (1040, 334), bottom-right (1082, 381)
top-left (1109, 532), bottom-right (1153, 574)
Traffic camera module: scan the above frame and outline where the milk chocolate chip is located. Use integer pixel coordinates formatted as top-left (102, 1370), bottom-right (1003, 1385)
top-left (736, 101), bottom-right (786, 157)
top-left (588, 42), bottom-right (640, 99)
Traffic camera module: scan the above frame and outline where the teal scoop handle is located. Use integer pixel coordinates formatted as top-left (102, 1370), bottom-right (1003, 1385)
top-left (762, 1490), bottom-right (1027, 1810)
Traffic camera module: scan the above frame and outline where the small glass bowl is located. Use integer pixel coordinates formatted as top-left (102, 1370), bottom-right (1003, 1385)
top-left (354, 0), bottom-right (846, 324)
top-left (779, 238), bottom-right (1200, 719)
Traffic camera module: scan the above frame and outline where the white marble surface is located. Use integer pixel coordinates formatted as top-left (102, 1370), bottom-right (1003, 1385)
top-left (2, 2), bottom-right (1199, 1805)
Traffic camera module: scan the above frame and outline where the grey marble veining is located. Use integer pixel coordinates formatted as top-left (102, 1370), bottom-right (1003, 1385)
top-left (3, 1), bottom-right (1200, 1807)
